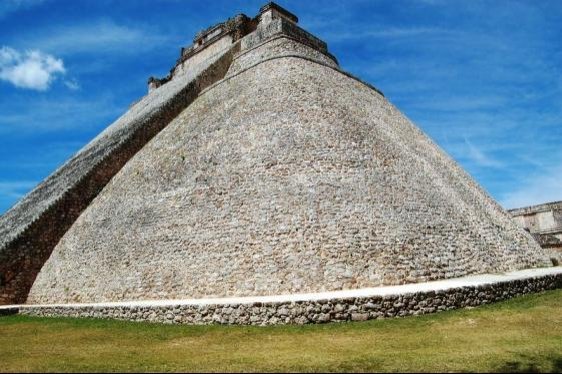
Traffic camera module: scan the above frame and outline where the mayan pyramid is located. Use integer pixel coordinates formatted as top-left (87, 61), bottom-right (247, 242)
top-left (0, 3), bottom-right (557, 306)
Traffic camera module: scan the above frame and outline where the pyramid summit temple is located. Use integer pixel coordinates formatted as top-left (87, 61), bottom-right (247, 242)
top-left (0, 3), bottom-right (560, 324)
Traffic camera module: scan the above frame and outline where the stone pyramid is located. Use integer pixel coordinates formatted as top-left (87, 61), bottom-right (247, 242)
top-left (0, 3), bottom-right (557, 306)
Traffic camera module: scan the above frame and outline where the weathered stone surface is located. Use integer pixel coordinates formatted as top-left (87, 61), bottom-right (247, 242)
top-left (0, 2), bottom-right (558, 310)
top-left (27, 32), bottom-right (555, 303)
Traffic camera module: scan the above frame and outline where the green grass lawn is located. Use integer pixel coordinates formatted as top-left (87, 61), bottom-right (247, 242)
top-left (1, 290), bottom-right (561, 373)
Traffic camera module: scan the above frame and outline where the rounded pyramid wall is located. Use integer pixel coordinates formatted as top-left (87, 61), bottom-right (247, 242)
top-left (27, 37), bottom-right (554, 304)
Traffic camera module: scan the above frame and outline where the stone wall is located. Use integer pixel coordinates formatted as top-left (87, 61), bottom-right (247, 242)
top-left (156, 14), bottom-right (257, 89)
top-left (173, 35), bottom-right (234, 78)
top-left (0, 42), bottom-right (241, 305)
top-left (2, 2), bottom-right (559, 309)
top-left (509, 201), bottom-right (562, 251)
top-left (26, 51), bottom-right (555, 304)
top-left (241, 16), bottom-right (331, 58)
top-left (15, 272), bottom-right (562, 325)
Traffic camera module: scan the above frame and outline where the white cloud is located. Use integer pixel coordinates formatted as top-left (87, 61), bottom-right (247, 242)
top-left (0, 46), bottom-right (65, 90)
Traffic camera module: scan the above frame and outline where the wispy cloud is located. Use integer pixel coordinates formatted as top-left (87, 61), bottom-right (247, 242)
top-left (14, 20), bottom-right (173, 56)
top-left (0, 0), bottom-right (45, 19)
top-left (0, 180), bottom-right (39, 213)
top-left (324, 26), bottom-right (451, 42)
top-left (463, 137), bottom-right (504, 168)
top-left (0, 181), bottom-right (37, 199)
top-left (501, 163), bottom-right (562, 209)
top-left (0, 46), bottom-right (65, 90)
top-left (63, 78), bottom-right (80, 90)
top-left (0, 94), bottom-right (123, 133)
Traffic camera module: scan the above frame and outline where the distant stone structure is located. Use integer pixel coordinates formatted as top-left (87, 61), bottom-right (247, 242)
top-left (0, 2), bottom-right (560, 324)
top-left (509, 201), bottom-right (562, 252)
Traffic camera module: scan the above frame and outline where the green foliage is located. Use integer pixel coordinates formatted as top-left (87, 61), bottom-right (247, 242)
top-left (0, 289), bottom-right (561, 372)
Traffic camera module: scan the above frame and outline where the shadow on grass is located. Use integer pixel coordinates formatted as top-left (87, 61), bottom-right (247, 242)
top-left (498, 355), bottom-right (562, 373)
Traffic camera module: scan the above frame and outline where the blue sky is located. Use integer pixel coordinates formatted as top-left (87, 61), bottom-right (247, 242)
top-left (0, 0), bottom-right (561, 214)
